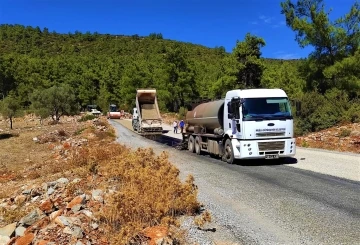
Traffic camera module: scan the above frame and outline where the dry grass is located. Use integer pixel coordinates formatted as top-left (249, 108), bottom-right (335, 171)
top-left (194, 210), bottom-right (212, 228)
top-left (100, 148), bottom-right (200, 244)
top-left (64, 141), bottom-right (201, 244)
top-left (0, 115), bottom-right (203, 244)
top-left (296, 122), bottom-right (360, 153)
top-left (0, 118), bottom-right (57, 181)
top-left (161, 113), bottom-right (179, 125)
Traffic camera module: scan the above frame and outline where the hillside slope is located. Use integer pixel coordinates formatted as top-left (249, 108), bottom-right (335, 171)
top-left (0, 24), bottom-right (300, 111)
top-left (296, 123), bottom-right (360, 153)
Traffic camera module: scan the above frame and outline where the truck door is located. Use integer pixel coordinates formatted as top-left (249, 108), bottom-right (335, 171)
top-left (227, 97), bottom-right (242, 135)
top-left (224, 99), bottom-right (232, 133)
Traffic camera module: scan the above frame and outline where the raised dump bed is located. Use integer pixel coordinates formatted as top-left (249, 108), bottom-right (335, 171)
top-left (132, 89), bottom-right (163, 135)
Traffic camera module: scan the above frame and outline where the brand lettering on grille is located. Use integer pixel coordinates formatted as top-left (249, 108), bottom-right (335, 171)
top-left (256, 128), bottom-right (286, 132)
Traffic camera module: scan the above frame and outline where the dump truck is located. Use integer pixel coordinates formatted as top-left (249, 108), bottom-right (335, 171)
top-left (107, 104), bottom-right (122, 119)
top-left (183, 88), bottom-right (297, 164)
top-left (132, 89), bottom-right (163, 135)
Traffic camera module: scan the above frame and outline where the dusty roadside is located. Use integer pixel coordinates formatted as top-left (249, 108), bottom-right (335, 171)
top-left (110, 118), bottom-right (360, 245)
top-left (0, 115), bottom-right (207, 245)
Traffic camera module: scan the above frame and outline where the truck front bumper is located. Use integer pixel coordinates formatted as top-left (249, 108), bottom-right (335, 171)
top-left (232, 138), bottom-right (296, 160)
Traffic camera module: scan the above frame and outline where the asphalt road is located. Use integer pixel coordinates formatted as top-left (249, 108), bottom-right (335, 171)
top-left (109, 119), bottom-right (360, 245)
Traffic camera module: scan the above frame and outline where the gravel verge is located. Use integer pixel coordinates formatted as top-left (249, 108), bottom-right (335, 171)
top-left (109, 119), bottom-right (360, 245)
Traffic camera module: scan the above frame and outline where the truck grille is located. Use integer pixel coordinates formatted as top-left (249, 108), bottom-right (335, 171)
top-left (258, 141), bottom-right (285, 151)
top-left (256, 132), bottom-right (285, 137)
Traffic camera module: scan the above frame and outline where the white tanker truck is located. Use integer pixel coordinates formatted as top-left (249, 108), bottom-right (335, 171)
top-left (183, 88), bottom-right (297, 164)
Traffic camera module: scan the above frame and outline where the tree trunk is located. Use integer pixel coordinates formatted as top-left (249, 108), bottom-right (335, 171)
top-left (55, 109), bottom-right (60, 123)
top-left (173, 100), bottom-right (179, 112)
top-left (10, 117), bottom-right (13, 129)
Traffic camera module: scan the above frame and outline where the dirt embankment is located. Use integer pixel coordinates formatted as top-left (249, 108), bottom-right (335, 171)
top-left (296, 123), bottom-right (360, 153)
top-left (0, 115), bottom-right (210, 245)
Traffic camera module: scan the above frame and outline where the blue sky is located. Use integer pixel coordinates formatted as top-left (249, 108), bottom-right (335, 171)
top-left (0, 0), bottom-right (355, 59)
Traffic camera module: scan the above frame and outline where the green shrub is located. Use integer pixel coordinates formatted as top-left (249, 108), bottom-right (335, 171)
top-left (177, 106), bottom-right (188, 119)
top-left (78, 114), bottom-right (96, 122)
top-left (294, 89), bottom-right (357, 135)
top-left (301, 140), bottom-right (309, 147)
top-left (74, 127), bottom-right (86, 135)
top-left (343, 99), bottom-right (360, 123)
top-left (339, 129), bottom-right (351, 138)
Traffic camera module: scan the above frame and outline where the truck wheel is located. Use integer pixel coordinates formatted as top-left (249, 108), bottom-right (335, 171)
top-left (188, 135), bottom-right (195, 153)
top-left (195, 136), bottom-right (201, 155)
top-left (223, 139), bottom-right (235, 164)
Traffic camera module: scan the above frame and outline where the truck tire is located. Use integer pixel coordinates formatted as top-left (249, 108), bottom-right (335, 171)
top-left (188, 135), bottom-right (195, 153)
top-left (195, 136), bottom-right (201, 155)
top-left (223, 139), bottom-right (235, 164)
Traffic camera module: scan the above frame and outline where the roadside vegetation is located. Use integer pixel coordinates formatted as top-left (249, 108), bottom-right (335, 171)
top-left (0, 0), bottom-right (359, 137)
top-left (0, 0), bottom-right (358, 243)
top-left (0, 116), bottom-right (207, 244)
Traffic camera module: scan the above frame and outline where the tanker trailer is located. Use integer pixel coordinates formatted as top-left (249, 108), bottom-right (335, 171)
top-left (185, 99), bottom-right (225, 135)
top-left (183, 88), bottom-right (297, 164)
top-left (184, 99), bottom-right (226, 158)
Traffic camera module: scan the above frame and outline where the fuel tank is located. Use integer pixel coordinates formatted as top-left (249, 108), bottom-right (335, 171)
top-left (185, 99), bottom-right (225, 132)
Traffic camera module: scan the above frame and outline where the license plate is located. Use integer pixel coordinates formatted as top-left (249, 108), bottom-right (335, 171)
top-left (265, 154), bottom-right (279, 159)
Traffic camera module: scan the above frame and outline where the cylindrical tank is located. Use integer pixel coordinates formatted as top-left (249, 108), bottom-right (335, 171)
top-left (185, 99), bottom-right (225, 132)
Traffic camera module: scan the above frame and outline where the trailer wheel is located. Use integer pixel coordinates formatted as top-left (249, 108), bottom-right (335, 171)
top-left (223, 139), bottom-right (235, 164)
top-left (188, 135), bottom-right (195, 153)
top-left (195, 136), bottom-right (201, 155)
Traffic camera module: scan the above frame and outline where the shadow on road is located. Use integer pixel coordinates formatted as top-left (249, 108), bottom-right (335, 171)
top-left (143, 134), bottom-right (297, 166)
top-left (234, 157), bottom-right (298, 166)
top-left (154, 134), bottom-right (182, 147)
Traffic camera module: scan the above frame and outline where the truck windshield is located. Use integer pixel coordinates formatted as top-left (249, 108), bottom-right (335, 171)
top-left (109, 105), bottom-right (117, 112)
top-left (242, 97), bottom-right (292, 121)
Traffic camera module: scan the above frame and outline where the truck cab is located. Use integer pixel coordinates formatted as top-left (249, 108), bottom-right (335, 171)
top-left (132, 107), bottom-right (139, 130)
top-left (107, 104), bottom-right (122, 119)
top-left (223, 89), bottom-right (296, 162)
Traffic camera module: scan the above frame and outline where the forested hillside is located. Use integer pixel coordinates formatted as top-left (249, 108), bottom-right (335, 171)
top-left (0, 0), bottom-right (359, 135)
